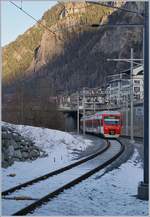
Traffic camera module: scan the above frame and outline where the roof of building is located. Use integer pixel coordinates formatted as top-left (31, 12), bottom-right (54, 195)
top-left (121, 65), bottom-right (143, 76)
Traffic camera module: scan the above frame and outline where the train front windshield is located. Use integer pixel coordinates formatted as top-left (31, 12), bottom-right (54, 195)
top-left (104, 116), bottom-right (121, 125)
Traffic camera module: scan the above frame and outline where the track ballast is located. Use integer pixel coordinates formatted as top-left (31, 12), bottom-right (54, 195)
top-left (2, 138), bottom-right (124, 216)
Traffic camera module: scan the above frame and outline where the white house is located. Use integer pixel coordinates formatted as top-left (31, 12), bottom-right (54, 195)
top-left (105, 65), bottom-right (143, 105)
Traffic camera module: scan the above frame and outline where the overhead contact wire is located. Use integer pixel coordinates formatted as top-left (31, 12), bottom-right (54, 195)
top-left (9, 1), bottom-right (143, 42)
top-left (9, 1), bottom-right (57, 37)
top-left (86, 1), bottom-right (143, 16)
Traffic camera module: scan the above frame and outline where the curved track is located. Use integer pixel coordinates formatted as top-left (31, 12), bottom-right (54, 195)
top-left (2, 140), bottom-right (109, 196)
top-left (2, 139), bottom-right (124, 216)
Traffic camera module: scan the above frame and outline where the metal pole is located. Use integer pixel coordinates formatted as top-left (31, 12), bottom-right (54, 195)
top-left (83, 88), bottom-right (85, 135)
top-left (94, 98), bottom-right (95, 112)
top-left (130, 48), bottom-right (134, 143)
top-left (126, 95), bottom-right (128, 135)
top-left (77, 92), bottom-right (80, 134)
top-left (138, 1), bottom-right (149, 200)
top-left (143, 26), bottom-right (144, 66)
top-left (143, 0), bottom-right (149, 185)
top-left (119, 73), bottom-right (122, 105)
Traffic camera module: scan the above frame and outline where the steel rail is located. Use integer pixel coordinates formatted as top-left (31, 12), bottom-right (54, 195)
top-left (2, 139), bottom-right (109, 196)
top-left (10, 139), bottom-right (124, 216)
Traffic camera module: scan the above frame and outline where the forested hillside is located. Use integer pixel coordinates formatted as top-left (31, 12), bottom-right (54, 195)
top-left (2, 1), bottom-right (144, 129)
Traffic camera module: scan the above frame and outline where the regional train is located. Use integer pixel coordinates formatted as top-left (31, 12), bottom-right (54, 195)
top-left (80, 111), bottom-right (122, 138)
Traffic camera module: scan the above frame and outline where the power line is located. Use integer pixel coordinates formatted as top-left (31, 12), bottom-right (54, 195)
top-left (10, 0), bottom-right (143, 33)
top-left (90, 23), bottom-right (144, 28)
top-left (56, 0), bottom-right (140, 15)
top-left (9, 1), bottom-right (144, 42)
top-left (56, 0), bottom-right (115, 22)
top-left (54, 1), bottom-right (144, 33)
top-left (86, 1), bottom-right (143, 16)
top-left (52, 22), bottom-right (144, 33)
top-left (9, 1), bottom-right (57, 37)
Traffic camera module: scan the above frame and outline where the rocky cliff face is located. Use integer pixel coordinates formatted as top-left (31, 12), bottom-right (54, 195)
top-left (24, 1), bottom-right (143, 94)
top-left (2, 1), bottom-right (144, 129)
top-left (2, 1), bottom-right (144, 114)
top-left (25, 2), bottom-right (116, 76)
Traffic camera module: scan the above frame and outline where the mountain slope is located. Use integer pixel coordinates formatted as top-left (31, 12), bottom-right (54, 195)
top-left (3, 1), bottom-right (144, 92)
top-left (24, 1), bottom-right (144, 93)
top-left (2, 2), bottom-right (116, 87)
top-left (2, 3), bottom-right (64, 84)
top-left (2, 1), bottom-right (144, 129)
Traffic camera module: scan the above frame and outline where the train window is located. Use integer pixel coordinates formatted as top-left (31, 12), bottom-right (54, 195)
top-left (104, 116), bottom-right (120, 125)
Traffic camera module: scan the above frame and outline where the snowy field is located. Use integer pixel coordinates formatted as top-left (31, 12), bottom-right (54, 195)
top-left (2, 122), bottom-right (102, 190)
top-left (2, 123), bottom-right (148, 216)
top-left (30, 149), bottom-right (149, 216)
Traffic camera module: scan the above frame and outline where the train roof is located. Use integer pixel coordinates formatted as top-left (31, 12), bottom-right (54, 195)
top-left (95, 111), bottom-right (121, 115)
top-left (81, 111), bottom-right (121, 120)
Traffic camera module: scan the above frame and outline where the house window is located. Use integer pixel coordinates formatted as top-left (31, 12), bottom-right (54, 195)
top-left (134, 87), bottom-right (140, 93)
top-left (134, 95), bottom-right (141, 100)
top-left (134, 80), bottom-right (140, 84)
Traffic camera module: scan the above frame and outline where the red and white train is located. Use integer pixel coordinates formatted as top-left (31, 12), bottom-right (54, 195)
top-left (80, 111), bottom-right (122, 138)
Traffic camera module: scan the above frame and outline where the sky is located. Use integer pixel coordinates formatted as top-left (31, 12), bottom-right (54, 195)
top-left (1, 0), bottom-right (57, 46)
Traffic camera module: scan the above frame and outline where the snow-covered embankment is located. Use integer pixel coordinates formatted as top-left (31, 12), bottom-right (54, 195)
top-left (2, 122), bottom-right (95, 190)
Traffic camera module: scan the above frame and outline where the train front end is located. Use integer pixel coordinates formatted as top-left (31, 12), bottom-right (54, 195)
top-left (102, 113), bottom-right (122, 138)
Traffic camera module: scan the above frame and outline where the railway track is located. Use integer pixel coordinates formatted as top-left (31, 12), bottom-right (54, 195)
top-left (2, 139), bottom-right (124, 216)
top-left (2, 140), bottom-right (109, 197)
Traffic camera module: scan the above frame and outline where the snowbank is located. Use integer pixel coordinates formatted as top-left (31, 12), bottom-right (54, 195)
top-left (3, 122), bottom-right (93, 156)
top-left (2, 122), bottom-right (95, 190)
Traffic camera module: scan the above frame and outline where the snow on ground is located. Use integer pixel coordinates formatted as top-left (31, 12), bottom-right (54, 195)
top-left (2, 122), bottom-right (100, 190)
top-left (30, 149), bottom-right (148, 216)
top-left (2, 123), bottom-right (148, 215)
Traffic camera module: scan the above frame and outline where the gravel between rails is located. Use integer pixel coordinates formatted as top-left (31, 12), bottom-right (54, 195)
top-left (2, 139), bottom-right (124, 216)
